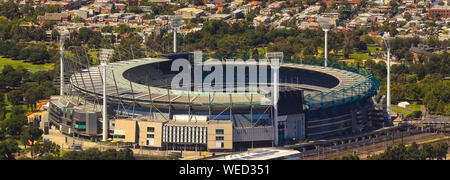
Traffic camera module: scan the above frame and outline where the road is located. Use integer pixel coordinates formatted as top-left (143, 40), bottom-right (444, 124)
top-left (293, 129), bottom-right (449, 160)
top-left (43, 127), bottom-right (219, 160)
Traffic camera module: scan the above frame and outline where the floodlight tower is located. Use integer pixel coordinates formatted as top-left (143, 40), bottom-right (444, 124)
top-left (100, 49), bottom-right (114, 141)
top-left (383, 33), bottom-right (391, 124)
top-left (266, 52), bottom-right (283, 146)
top-left (170, 15), bottom-right (183, 53)
top-left (59, 28), bottom-right (69, 96)
top-left (318, 17), bottom-right (331, 67)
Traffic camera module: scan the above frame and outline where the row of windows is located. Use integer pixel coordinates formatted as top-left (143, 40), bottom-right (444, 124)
top-left (144, 127), bottom-right (225, 142)
top-left (163, 125), bottom-right (207, 144)
top-left (147, 126), bottom-right (155, 139)
top-left (216, 136), bottom-right (224, 141)
top-left (216, 129), bottom-right (224, 135)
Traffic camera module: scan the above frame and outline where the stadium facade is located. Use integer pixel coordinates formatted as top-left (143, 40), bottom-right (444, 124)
top-left (48, 52), bottom-right (385, 151)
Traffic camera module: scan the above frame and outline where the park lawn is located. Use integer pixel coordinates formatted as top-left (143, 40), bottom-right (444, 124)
top-left (409, 103), bottom-right (421, 112)
top-left (4, 93), bottom-right (10, 105)
top-left (368, 46), bottom-right (382, 53)
top-left (4, 93), bottom-right (32, 119)
top-left (392, 106), bottom-right (412, 115)
top-left (349, 53), bottom-right (374, 60)
top-left (0, 57), bottom-right (54, 70)
top-left (5, 105), bottom-right (31, 119)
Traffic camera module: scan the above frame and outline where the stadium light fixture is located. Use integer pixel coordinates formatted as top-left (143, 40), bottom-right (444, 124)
top-left (99, 49), bottom-right (114, 141)
top-left (170, 15), bottom-right (183, 53)
top-left (383, 32), bottom-right (391, 125)
top-left (266, 52), bottom-right (283, 146)
top-left (318, 17), bottom-right (331, 67)
top-left (59, 28), bottom-right (69, 96)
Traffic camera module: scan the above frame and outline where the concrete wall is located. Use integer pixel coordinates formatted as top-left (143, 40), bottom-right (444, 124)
top-left (113, 119), bottom-right (137, 143)
top-left (139, 121), bottom-right (164, 148)
top-left (207, 122), bottom-right (233, 150)
top-left (233, 127), bottom-right (274, 142)
top-left (285, 114), bottom-right (305, 139)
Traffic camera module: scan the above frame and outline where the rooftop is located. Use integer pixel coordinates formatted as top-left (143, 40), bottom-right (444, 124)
top-left (207, 148), bottom-right (300, 160)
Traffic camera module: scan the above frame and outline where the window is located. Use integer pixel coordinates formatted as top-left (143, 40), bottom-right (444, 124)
top-left (147, 127), bottom-right (155, 132)
top-left (216, 142), bottom-right (224, 148)
top-left (216, 129), bottom-right (224, 134)
top-left (147, 134), bottom-right (154, 138)
top-left (216, 136), bottom-right (224, 141)
top-left (114, 134), bottom-right (125, 139)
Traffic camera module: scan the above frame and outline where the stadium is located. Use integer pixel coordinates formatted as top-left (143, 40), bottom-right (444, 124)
top-left (48, 51), bottom-right (385, 151)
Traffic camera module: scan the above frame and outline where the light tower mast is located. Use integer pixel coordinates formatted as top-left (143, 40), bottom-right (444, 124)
top-left (59, 28), bottom-right (69, 96)
top-left (383, 33), bottom-right (391, 125)
top-left (318, 17), bottom-right (331, 67)
top-left (266, 52), bottom-right (283, 146)
top-left (170, 15), bottom-right (183, 53)
top-left (100, 49), bottom-right (114, 141)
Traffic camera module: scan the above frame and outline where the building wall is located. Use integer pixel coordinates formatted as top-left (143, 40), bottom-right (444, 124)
top-left (113, 119), bottom-right (137, 143)
top-left (429, 8), bottom-right (450, 18)
top-left (27, 111), bottom-right (48, 127)
top-left (233, 126), bottom-right (274, 142)
top-left (207, 122), bottom-right (233, 150)
top-left (139, 121), bottom-right (164, 148)
top-left (285, 114), bottom-right (305, 140)
top-left (163, 124), bottom-right (207, 144)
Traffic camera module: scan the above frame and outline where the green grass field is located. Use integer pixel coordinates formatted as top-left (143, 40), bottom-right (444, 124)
top-left (367, 46), bottom-right (382, 53)
top-left (3, 93), bottom-right (32, 119)
top-left (409, 103), bottom-right (421, 112)
top-left (0, 57), bottom-right (54, 70)
top-left (349, 53), bottom-right (374, 60)
top-left (392, 106), bottom-right (413, 115)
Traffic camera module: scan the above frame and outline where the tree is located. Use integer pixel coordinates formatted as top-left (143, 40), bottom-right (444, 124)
top-left (31, 140), bottom-right (60, 157)
top-left (406, 142), bottom-right (421, 160)
top-left (0, 1), bottom-right (20, 20)
top-left (303, 45), bottom-right (317, 56)
top-left (46, 5), bottom-right (61, 13)
top-left (421, 143), bottom-right (434, 160)
top-left (100, 149), bottom-right (119, 160)
top-left (407, 111), bottom-right (422, 119)
top-left (2, 65), bottom-right (22, 87)
top-left (431, 142), bottom-right (448, 160)
top-left (7, 90), bottom-right (23, 106)
top-left (0, 139), bottom-right (19, 160)
top-left (51, 29), bottom-right (59, 41)
top-left (116, 24), bottom-right (132, 34)
top-left (128, 6), bottom-right (142, 14)
top-left (0, 92), bottom-right (5, 120)
top-left (117, 148), bottom-right (135, 160)
top-left (20, 125), bottom-right (43, 148)
top-left (1, 113), bottom-right (27, 136)
top-left (102, 26), bottom-right (113, 33)
top-left (24, 87), bottom-right (40, 110)
top-left (217, 35), bottom-right (250, 58)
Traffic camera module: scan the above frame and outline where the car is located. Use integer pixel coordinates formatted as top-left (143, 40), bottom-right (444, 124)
top-left (72, 144), bottom-right (82, 150)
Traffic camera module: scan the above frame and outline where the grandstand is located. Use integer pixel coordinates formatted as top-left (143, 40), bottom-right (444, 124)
top-left (48, 51), bottom-right (385, 151)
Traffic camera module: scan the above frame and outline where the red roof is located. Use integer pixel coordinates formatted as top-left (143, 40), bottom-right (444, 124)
top-left (307, 18), bottom-right (315, 22)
